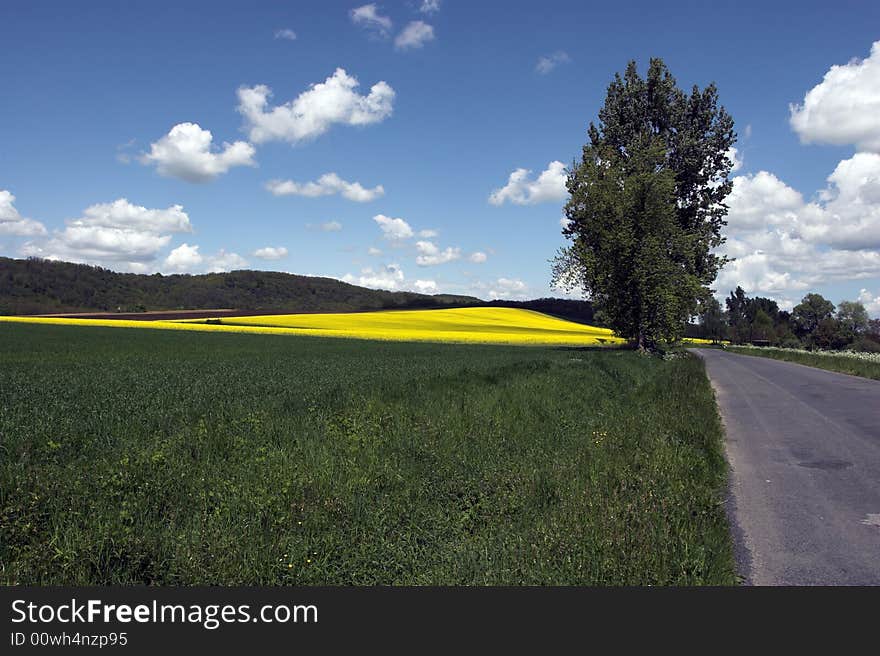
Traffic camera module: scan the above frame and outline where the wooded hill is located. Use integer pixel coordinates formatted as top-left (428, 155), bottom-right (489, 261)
top-left (0, 257), bottom-right (479, 315)
top-left (0, 257), bottom-right (597, 321)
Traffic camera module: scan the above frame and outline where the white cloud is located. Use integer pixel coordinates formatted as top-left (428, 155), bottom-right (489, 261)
top-left (395, 21), bottom-right (435, 50)
top-left (265, 172), bottom-right (384, 202)
top-left (715, 159), bottom-right (880, 300)
top-left (418, 229), bottom-right (437, 238)
top-left (76, 198), bottom-right (193, 234)
top-left (559, 216), bottom-right (572, 230)
top-left (164, 243), bottom-right (203, 271)
top-left (274, 28), bottom-right (297, 41)
top-left (479, 277), bottom-right (528, 300)
top-left (373, 214), bottom-right (414, 241)
top-left (368, 246), bottom-right (382, 256)
top-left (858, 289), bottom-right (880, 317)
top-left (725, 171), bottom-right (805, 234)
top-left (25, 227), bottom-right (170, 264)
top-left (253, 246), bottom-right (288, 260)
top-left (343, 263), bottom-right (405, 290)
top-left (0, 190), bottom-right (47, 236)
top-left (415, 240), bottom-right (460, 266)
top-left (207, 249), bottom-right (247, 273)
top-left (536, 51), bottom-right (570, 75)
top-left (349, 4), bottom-right (393, 38)
top-left (141, 122), bottom-right (256, 183)
top-left (790, 40), bottom-right (880, 152)
top-left (469, 251), bottom-right (487, 263)
top-left (728, 146), bottom-right (744, 172)
top-left (727, 154), bottom-right (880, 251)
top-left (320, 220), bottom-right (342, 232)
top-left (419, 0), bottom-right (441, 14)
top-left (413, 279), bottom-right (437, 293)
top-left (20, 198), bottom-right (191, 269)
top-left (237, 69), bottom-right (395, 144)
top-left (489, 161), bottom-right (568, 205)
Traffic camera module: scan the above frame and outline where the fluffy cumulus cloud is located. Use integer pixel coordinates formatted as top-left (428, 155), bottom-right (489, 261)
top-left (790, 41), bottom-right (880, 152)
top-left (0, 190), bottom-right (47, 236)
top-left (728, 146), bottom-right (744, 173)
top-left (75, 198), bottom-right (192, 234)
top-left (265, 173), bottom-right (384, 202)
top-left (716, 156), bottom-right (880, 302)
top-left (162, 245), bottom-right (247, 274)
top-left (164, 243), bottom-right (203, 271)
top-left (21, 199), bottom-right (193, 269)
top-left (415, 240), bottom-right (460, 266)
top-left (726, 154), bottom-right (880, 250)
top-left (467, 277), bottom-right (528, 300)
top-left (858, 289), bottom-right (880, 316)
top-left (536, 51), bottom-right (571, 75)
top-left (343, 263), bottom-right (405, 290)
top-left (252, 246), bottom-right (288, 260)
top-left (489, 161), bottom-right (567, 205)
top-left (274, 28), bottom-right (297, 41)
top-left (413, 279), bottom-right (437, 293)
top-left (469, 251), bottom-right (487, 263)
top-left (350, 4), bottom-right (393, 38)
top-left (237, 69), bottom-right (395, 145)
top-left (373, 214), bottom-right (414, 241)
top-left (207, 249), bottom-right (247, 273)
top-left (395, 21), bottom-right (435, 50)
top-left (141, 123), bottom-right (256, 183)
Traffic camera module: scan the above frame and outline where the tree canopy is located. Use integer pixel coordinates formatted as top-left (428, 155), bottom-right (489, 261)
top-left (554, 58), bottom-right (736, 350)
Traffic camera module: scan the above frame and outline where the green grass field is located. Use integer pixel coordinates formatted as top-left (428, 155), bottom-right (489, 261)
top-left (0, 324), bottom-right (735, 585)
top-left (726, 345), bottom-right (880, 381)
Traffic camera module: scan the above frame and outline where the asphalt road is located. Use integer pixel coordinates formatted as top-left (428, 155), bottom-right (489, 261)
top-left (692, 348), bottom-right (880, 585)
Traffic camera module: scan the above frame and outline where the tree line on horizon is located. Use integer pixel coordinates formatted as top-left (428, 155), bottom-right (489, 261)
top-left (0, 256), bottom-right (598, 322)
top-left (695, 286), bottom-right (880, 352)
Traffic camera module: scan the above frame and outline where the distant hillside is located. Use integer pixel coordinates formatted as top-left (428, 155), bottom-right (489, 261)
top-left (0, 257), bottom-right (481, 315)
top-left (0, 257), bottom-right (599, 323)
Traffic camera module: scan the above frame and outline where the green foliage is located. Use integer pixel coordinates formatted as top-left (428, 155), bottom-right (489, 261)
top-left (556, 58), bottom-right (736, 350)
top-left (1, 324), bottom-right (735, 585)
top-left (697, 296), bottom-right (727, 343)
top-left (725, 286), bottom-right (788, 345)
top-left (836, 300), bottom-right (869, 342)
top-left (750, 309), bottom-right (775, 343)
top-left (0, 257), bottom-right (601, 324)
top-left (792, 293), bottom-right (835, 341)
top-left (0, 257), bottom-right (479, 316)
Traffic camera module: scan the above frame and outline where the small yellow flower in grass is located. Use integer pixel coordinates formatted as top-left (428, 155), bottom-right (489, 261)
top-left (287, 564), bottom-right (293, 569)
top-left (306, 559), bottom-right (312, 564)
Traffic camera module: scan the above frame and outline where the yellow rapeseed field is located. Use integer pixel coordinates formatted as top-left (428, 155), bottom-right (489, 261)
top-left (0, 307), bottom-right (627, 346)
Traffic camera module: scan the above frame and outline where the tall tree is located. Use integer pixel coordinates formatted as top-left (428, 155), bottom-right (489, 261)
top-left (554, 58), bottom-right (736, 350)
top-left (792, 293), bottom-right (835, 341)
top-left (725, 286), bottom-right (750, 344)
top-left (698, 296), bottom-right (727, 343)
top-left (836, 300), bottom-right (869, 342)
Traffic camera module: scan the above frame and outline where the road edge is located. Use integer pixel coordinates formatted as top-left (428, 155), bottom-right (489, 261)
top-left (688, 348), bottom-right (754, 585)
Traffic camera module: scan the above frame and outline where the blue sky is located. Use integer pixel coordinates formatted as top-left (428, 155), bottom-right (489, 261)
top-left (2, 1), bottom-right (880, 313)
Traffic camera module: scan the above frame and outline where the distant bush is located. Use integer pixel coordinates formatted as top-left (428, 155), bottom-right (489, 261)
top-left (853, 336), bottom-right (880, 353)
top-left (780, 336), bottom-right (803, 349)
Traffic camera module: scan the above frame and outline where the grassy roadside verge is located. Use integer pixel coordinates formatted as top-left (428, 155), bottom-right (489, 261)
top-left (726, 345), bottom-right (880, 381)
top-left (1, 323), bottom-right (735, 585)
